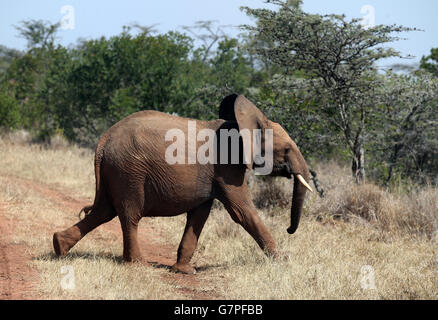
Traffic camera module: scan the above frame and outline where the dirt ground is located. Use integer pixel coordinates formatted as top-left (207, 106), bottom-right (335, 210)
top-left (0, 174), bottom-right (219, 300)
top-left (1, 140), bottom-right (437, 300)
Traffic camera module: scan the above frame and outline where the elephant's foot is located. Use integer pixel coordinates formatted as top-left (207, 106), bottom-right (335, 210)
top-left (171, 263), bottom-right (196, 274)
top-left (123, 257), bottom-right (145, 264)
top-left (53, 231), bottom-right (78, 257)
top-left (123, 252), bottom-right (144, 263)
top-left (271, 250), bottom-right (290, 262)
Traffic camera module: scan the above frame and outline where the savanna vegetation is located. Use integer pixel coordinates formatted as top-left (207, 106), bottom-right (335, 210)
top-left (1, 0), bottom-right (437, 186)
top-left (0, 131), bottom-right (437, 299)
top-left (0, 0), bottom-right (437, 299)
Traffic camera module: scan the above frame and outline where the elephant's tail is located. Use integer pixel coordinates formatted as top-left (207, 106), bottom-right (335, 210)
top-left (78, 133), bottom-right (108, 220)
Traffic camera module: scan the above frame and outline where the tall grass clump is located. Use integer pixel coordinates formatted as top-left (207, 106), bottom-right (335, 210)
top-left (309, 162), bottom-right (438, 239)
top-left (249, 175), bottom-right (291, 211)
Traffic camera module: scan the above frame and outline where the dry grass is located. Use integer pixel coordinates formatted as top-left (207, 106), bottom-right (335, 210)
top-left (309, 162), bottom-right (438, 240)
top-left (149, 206), bottom-right (438, 299)
top-left (147, 162), bottom-right (438, 299)
top-left (0, 135), bottom-right (182, 299)
top-left (1, 134), bottom-right (437, 299)
top-left (251, 176), bottom-right (290, 212)
top-left (249, 162), bottom-right (438, 239)
top-left (0, 131), bottom-right (94, 198)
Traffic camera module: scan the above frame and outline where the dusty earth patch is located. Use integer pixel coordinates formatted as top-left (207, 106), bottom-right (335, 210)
top-left (0, 175), bottom-right (220, 299)
top-left (0, 204), bottom-right (39, 299)
top-left (1, 140), bottom-right (436, 299)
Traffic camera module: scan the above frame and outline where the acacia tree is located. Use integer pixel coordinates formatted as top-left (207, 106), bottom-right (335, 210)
top-left (242, 0), bottom-right (415, 183)
top-left (15, 19), bottom-right (60, 50)
top-left (0, 45), bottom-right (22, 76)
top-left (182, 20), bottom-right (229, 63)
top-left (2, 20), bottom-right (62, 140)
top-left (369, 71), bottom-right (438, 185)
top-left (420, 48), bottom-right (438, 77)
top-left (177, 21), bottom-right (267, 121)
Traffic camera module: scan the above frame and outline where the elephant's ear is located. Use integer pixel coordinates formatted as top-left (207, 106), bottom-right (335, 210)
top-left (234, 95), bottom-right (269, 132)
top-left (234, 95), bottom-right (269, 170)
top-left (219, 93), bottom-right (238, 121)
top-left (218, 94), bottom-right (269, 170)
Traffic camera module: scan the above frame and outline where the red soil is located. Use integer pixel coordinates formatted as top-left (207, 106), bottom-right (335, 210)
top-left (0, 175), bottom-right (219, 300)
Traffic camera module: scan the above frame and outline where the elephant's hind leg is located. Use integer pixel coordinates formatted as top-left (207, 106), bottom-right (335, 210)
top-left (111, 184), bottom-right (145, 263)
top-left (171, 200), bottom-right (213, 274)
top-left (119, 213), bottom-right (142, 263)
top-left (53, 199), bottom-right (116, 257)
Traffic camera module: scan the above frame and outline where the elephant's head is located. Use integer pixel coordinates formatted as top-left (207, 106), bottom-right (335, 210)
top-left (219, 94), bottom-right (313, 234)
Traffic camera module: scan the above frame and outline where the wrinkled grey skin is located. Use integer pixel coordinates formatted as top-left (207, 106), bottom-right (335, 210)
top-left (53, 94), bottom-right (311, 274)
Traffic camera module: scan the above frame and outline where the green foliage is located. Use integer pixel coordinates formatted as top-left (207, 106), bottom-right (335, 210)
top-left (43, 30), bottom-right (197, 144)
top-left (368, 71), bottom-right (438, 184)
top-left (108, 88), bottom-right (140, 122)
top-left (176, 36), bottom-right (264, 121)
top-left (0, 13), bottom-right (437, 186)
top-left (210, 38), bottom-right (252, 91)
top-left (0, 20), bottom-right (264, 145)
top-left (242, 0), bottom-right (413, 82)
top-left (14, 20), bottom-right (60, 49)
top-left (0, 45), bottom-right (22, 76)
top-left (0, 88), bottom-right (20, 128)
top-left (420, 48), bottom-right (438, 77)
top-left (242, 0), bottom-right (416, 182)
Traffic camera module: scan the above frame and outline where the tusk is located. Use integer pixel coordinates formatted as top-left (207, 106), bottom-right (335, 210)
top-left (297, 174), bottom-right (313, 193)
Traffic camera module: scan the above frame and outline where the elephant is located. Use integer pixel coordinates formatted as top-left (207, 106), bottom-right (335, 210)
top-left (53, 94), bottom-right (312, 274)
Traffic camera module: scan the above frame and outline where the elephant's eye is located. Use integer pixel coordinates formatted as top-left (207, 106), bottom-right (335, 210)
top-left (285, 147), bottom-right (291, 154)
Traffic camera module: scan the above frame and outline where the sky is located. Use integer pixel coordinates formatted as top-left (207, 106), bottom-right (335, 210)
top-left (1, 0), bottom-right (437, 67)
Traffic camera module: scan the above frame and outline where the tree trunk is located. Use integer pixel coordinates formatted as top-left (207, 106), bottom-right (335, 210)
top-left (351, 134), bottom-right (365, 183)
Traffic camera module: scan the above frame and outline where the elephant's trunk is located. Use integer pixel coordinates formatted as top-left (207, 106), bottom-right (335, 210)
top-left (286, 151), bottom-right (312, 235)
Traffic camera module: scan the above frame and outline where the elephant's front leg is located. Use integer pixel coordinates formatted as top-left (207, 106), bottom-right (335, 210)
top-left (220, 187), bottom-right (277, 257)
top-left (172, 200), bottom-right (213, 274)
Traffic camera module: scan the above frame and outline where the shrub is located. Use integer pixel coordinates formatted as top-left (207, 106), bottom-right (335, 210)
top-left (309, 162), bottom-right (438, 239)
top-left (0, 91), bottom-right (20, 129)
top-left (249, 175), bottom-right (291, 211)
